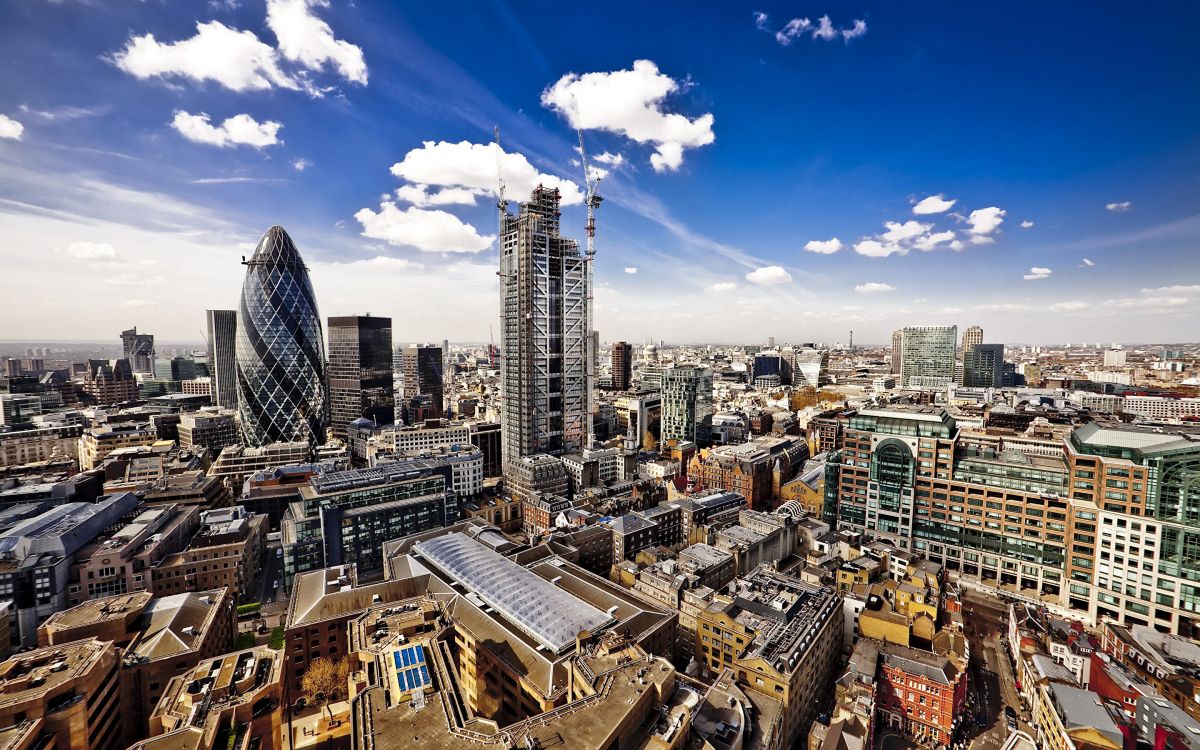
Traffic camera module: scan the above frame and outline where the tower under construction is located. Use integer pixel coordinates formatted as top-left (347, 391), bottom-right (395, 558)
top-left (499, 186), bottom-right (591, 474)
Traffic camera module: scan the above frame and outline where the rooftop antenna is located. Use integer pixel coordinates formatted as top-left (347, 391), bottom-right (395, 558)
top-left (576, 114), bottom-right (602, 451)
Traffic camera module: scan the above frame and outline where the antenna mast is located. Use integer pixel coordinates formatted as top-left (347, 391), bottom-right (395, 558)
top-left (577, 126), bottom-right (602, 450)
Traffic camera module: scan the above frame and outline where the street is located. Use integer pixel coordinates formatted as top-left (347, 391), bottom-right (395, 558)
top-left (960, 589), bottom-right (1034, 750)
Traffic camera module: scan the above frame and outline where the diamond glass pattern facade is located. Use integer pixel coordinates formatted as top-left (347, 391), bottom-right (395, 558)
top-left (236, 225), bottom-right (328, 447)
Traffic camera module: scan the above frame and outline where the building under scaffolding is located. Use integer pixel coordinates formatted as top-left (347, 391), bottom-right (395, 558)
top-left (499, 186), bottom-right (591, 475)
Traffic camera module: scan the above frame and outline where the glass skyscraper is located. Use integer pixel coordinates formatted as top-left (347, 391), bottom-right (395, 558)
top-left (206, 309), bottom-right (238, 410)
top-left (328, 315), bottom-right (395, 438)
top-left (236, 225), bottom-right (328, 447)
top-left (900, 325), bottom-right (957, 388)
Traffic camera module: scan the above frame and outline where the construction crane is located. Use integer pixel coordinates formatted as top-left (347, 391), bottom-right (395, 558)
top-left (577, 126), bottom-right (602, 450)
top-left (494, 125), bottom-right (507, 238)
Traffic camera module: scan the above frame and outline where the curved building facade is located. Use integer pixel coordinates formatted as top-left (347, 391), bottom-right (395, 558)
top-left (236, 225), bottom-right (328, 447)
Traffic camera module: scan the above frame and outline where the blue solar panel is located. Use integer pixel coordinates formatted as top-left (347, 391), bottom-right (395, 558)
top-left (393, 645), bottom-right (431, 693)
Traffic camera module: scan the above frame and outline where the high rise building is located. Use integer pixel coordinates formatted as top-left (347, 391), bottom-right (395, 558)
top-left (611, 341), bottom-right (633, 391)
top-left (499, 187), bottom-right (590, 472)
top-left (794, 348), bottom-right (830, 388)
top-left (401, 344), bottom-right (444, 420)
top-left (962, 325), bottom-right (983, 355)
top-left (900, 326), bottom-right (957, 387)
top-left (206, 309), bottom-right (237, 410)
top-left (328, 315), bottom-right (395, 439)
top-left (891, 329), bottom-right (903, 374)
top-left (235, 225), bottom-right (327, 447)
top-left (82, 358), bottom-right (137, 405)
top-left (120, 327), bottom-right (155, 374)
top-left (661, 365), bottom-right (713, 446)
top-left (963, 343), bottom-right (1004, 388)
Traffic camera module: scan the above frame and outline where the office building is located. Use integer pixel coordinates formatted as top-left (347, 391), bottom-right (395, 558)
top-left (205, 309), bottom-right (238, 410)
top-left (0, 423), bottom-right (83, 467)
top-left (79, 423), bottom-right (161, 470)
top-left (1103, 348), bottom-right (1127, 367)
top-left (962, 325), bottom-right (983, 355)
top-left (328, 315), bottom-right (395, 439)
top-left (900, 326), bottom-right (957, 388)
top-left (661, 364), bottom-right (714, 446)
top-left (794, 347), bottom-right (830, 388)
top-left (207, 441), bottom-right (313, 491)
top-left (963, 343), bottom-right (1005, 388)
top-left (611, 340), bottom-right (633, 390)
top-left (150, 506), bottom-right (266, 599)
top-left (176, 411), bottom-right (239, 456)
top-left (499, 187), bottom-right (591, 474)
top-left (121, 327), bottom-right (155, 374)
top-left (366, 419), bottom-right (471, 462)
top-left (0, 638), bottom-right (121, 750)
top-left (401, 343), bottom-right (444, 420)
top-left (236, 225), bottom-right (328, 447)
top-left (689, 435), bottom-right (809, 511)
top-left (82, 358), bottom-right (137, 405)
top-left (39, 588), bottom-right (236, 747)
top-left (752, 351), bottom-right (788, 389)
top-left (891, 329), bottom-right (903, 374)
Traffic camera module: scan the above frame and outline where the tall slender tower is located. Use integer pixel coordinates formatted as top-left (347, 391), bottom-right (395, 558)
top-left (328, 315), bottom-right (394, 438)
top-left (499, 187), bottom-right (590, 473)
top-left (206, 309), bottom-right (238, 410)
top-left (236, 225), bottom-right (328, 447)
top-left (962, 325), bottom-right (983, 356)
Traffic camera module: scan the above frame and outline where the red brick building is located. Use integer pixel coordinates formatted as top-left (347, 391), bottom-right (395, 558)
top-left (875, 644), bottom-right (968, 747)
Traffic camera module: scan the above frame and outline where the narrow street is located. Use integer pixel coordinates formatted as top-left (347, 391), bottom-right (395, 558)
top-left (960, 589), bottom-right (1035, 750)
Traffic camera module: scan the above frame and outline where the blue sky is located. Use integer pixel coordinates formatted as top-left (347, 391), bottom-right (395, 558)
top-left (1, 1), bottom-right (1197, 344)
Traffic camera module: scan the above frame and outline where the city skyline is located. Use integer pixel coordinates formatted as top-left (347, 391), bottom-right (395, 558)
top-left (1, 3), bottom-right (1199, 344)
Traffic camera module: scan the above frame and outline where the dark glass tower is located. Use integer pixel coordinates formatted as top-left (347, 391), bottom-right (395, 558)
top-left (236, 225), bottom-right (328, 447)
top-left (328, 315), bottom-right (395, 438)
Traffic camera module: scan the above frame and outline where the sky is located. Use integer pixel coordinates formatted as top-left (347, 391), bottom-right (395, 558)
top-left (1, 1), bottom-right (1198, 346)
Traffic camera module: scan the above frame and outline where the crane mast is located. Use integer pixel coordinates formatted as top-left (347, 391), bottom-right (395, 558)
top-left (577, 128), bottom-right (602, 450)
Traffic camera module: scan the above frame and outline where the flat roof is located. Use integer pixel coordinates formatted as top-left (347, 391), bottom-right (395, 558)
top-left (414, 532), bottom-right (614, 653)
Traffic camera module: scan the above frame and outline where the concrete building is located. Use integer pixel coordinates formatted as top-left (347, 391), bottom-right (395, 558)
top-left (328, 315), bottom-right (395, 441)
top-left (499, 187), bottom-right (591, 475)
top-left (661, 365), bottom-right (714, 446)
top-left (365, 420), bottom-right (471, 463)
top-left (962, 325), bottom-right (983, 354)
top-left (0, 638), bottom-right (121, 750)
top-left (371, 444), bottom-right (484, 499)
top-left (508, 453), bottom-right (570, 512)
top-left (136, 646), bottom-right (283, 750)
top-left (208, 442), bottom-right (311, 491)
top-left (38, 588), bottom-right (236, 746)
top-left (205, 309), bottom-right (238, 410)
top-left (150, 506), bottom-right (266, 600)
top-left (0, 424), bottom-right (82, 468)
top-left (176, 411), bottom-right (239, 456)
top-left (891, 329), bottom-right (903, 375)
top-left (696, 568), bottom-right (842, 749)
top-left (610, 341), bottom-right (633, 391)
top-left (79, 423), bottom-right (161, 470)
top-left (900, 326), bottom-right (957, 388)
top-left (68, 504), bottom-right (199, 605)
top-left (82, 359), bottom-right (137, 405)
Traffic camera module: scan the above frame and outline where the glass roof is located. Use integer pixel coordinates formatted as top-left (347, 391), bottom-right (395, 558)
top-left (414, 532), bottom-right (614, 653)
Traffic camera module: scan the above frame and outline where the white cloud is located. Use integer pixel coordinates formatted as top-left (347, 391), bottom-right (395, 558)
top-left (853, 239), bottom-right (904, 258)
top-left (106, 273), bottom-right (167, 288)
top-left (390, 140), bottom-right (582, 206)
top-left (970, 235), bottom-right (995, 245)
top-left (745, 266), bottom-right (793, 285)
top-left (912, 230), bottom-right (956, 252)
top-left (758, 13), bottom-right (867, 44)
top-left (624, 267), bottom-right (638, 274)
top-left (966, 206), bottom-right (1006, 235)
top-left (854, 282), bottom-right (895, 294)
top-left (1081, 258), bottom-right (1095, 267)
top-left (1020, 220), bottom-right (1034, 229)
top-left (948, 239), bottom-right (965, 251)
top-left (1105, 296), bottom-right (1189, 310)
top-left (336, 255), bottom-right (424, 271)
top-left (393, 184), bottom-right (483, 208)
top-left (1141, 285), bottom-right (1200, 295)
top-left (1106, 201), bottom-right (1132, 213)
top-left (804, 237), bottom-right (843, 254)
top-left (354, 202), bottom-right (495, 254)
top-left (66, 241), bottom-right (125, 262)
top-left (0, 114), bottom-right (24, 140)
top-left (881, 220), bottom-right (932, 243)
top-left (120, 299), bottom-right (159, 308)
top-left (265, 0), bottom-right (367, 85)
top-left (941, 306), bottom-right (963, 315)
top-left (541, 60), bottom-right (714, 172)
top-left (292, 158), bottom-right (311, 171)
top-left (1049, 301), bottom-right (1088, 312)
top-left (912, 194), bottom-right (955, 215)
top-left (593, 152), bottom-right (624, 166)
top-left (1023, 267), bottom-right (1052, 280)
top-left (171, 111), bottom-right (281, 148)
top-left (113, 21), bottom-right (299, 92)
top-left (708, 282), bottom-right (737, 292)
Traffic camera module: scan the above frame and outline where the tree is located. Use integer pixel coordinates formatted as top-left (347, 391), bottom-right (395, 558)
top-left (301, 656), bottom-right (349, 721)
top-left (642, 430), bottom-right (658, 452)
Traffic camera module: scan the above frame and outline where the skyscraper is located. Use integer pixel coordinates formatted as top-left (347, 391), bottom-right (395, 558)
top-left (963, 343), bottom-right (1004, 388)
top-left (120, 327), bottom-right (155, 374)
top-left (206, 309), bottom-right (237, 410)
top-left (499, 187), bottom-right (590, 472)
top-left (891, 329), bottom-right (903, 374)
top-left (794, 348), bottom-right (830, 388)
top-left (962, 325), bottom-right (983, 356)
top-left (611, 341), bottom-right (633, 390)
top-left (900, 326), bottom-right (957, 387)
top-left (236, 225), bottom-right (328, 447)
top-left (401, 343), bottom-right (444, 420)
top-left (328, 315), bottom-right (395, 438)
top-left (661, 365), bottom-right (713, 446)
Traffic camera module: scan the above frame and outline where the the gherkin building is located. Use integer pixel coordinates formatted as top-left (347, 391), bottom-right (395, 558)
top-left (236, 225), bottom-right (328, 447)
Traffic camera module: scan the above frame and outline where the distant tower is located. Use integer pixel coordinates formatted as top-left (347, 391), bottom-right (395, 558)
top-left (236, 225), bottom-right (328, 447)
top-left (611, 341), bottom-right (633, 391)
top-left (206, 310), bottom-right (237, 410)
top-left (962, 325), bottom-right (983, 356)
top-left (848, 330), bottom-right (854, 352)
top-left (328, 315), bottom-right (395, 439)
top-left (891, 329), bottom-right (903, 374)
top-left (402, 343), bottom-right (444, 420)
top-left (900, 326), bottom-right (957, 388)
top-left (120, 327), bottom-right (155, 374)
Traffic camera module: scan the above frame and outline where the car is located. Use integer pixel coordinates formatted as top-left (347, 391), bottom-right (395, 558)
top-left (276, 548), bottom-right (283, 558)
top-left (1004, 706), bottom-right (1017, 720)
